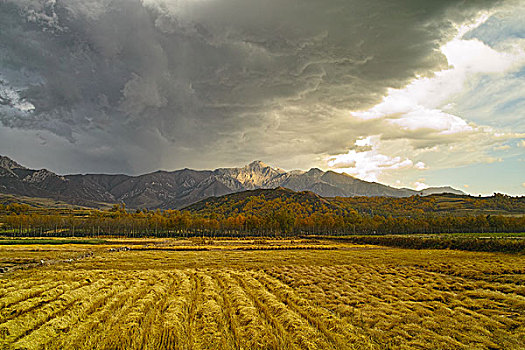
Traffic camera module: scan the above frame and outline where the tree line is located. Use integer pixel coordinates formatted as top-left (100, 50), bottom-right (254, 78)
top-left (1, 200), bottom-right (523, 237)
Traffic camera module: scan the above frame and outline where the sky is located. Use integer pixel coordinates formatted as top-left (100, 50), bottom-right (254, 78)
top-left (0, 0), bottom-right (524, 195)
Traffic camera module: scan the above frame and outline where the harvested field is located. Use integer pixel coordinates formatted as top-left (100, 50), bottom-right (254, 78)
top-left (0, 240), bottom-right (524, 349)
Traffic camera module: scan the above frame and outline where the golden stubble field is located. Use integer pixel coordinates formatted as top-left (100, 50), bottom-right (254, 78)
top-left (0, 239), bottom-right (524, 349)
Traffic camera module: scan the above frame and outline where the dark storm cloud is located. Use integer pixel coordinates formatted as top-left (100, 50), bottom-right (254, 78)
top-left (0, 0), bottom-right (501, 173)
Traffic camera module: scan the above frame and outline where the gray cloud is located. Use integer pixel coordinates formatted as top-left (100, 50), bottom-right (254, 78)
top-left (0, 0), bottom-right (502, 173)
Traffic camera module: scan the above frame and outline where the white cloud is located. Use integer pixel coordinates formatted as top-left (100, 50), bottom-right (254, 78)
top-left (414, 161), bottom-right (426, 169)
top-left (0, 80), bottom-right (35, 112)
top-left (352, 35), bottom-right (525, 132)
top-left (442, 38), bottom-right (522, 74)
top-left (387, 109), bottom-right (473, 134)
top-left (355, 136), bottom-right (373, 147)
top-left (327, 136), bottom-right (421, 182)
top-left (328, 10), bottom-right (525, 185)
top-left (414, 181), bottom-right (428, 191)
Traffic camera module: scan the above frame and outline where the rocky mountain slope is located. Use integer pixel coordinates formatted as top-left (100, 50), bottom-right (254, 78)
top-left (0, 156), bottom-right (464, 209)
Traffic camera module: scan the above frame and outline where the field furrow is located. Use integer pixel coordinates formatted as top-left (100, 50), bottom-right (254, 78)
top-left (86, 275), bottom-right (162, 349)
top-left (212, 270), bottom-right (281, 349)
top-left (187, 270), bottom-right (202, 348)
top-left (252, 269), bottom-right (376, 350)
top-left (47, 275), bottom-right (144, 349)
top-left (0, 276), bottom-right (108, 344)
top-left (266, 264), bottom-right (525, 349)
top-left (232, 271), bottom-right (334, 350)
top-left (0, 280), bottom-right (67, 311)
top-left (106, 272), bottom-right (173, 350)
top-left (0, 271), bottom-right (102, 323)
top-left (141, 272), bottom-right (181, 349)
top-left (13, 275), bottom-right (127, 349)
top-left (0, 242), bottom-right (523, 349)
top-left (158, 270), bottom-right (193, 349)
top-left (0, 275), bottom-right (61, 300)
top-left (192, 271), bottom-right (233, 349)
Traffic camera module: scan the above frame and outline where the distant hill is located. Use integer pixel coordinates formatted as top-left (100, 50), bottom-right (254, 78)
top-left (417, 186), bottom-right (464, 196)
top-left (185, 188), bottom-right (525, 218)
top-left (185, 187), bottom-right (340, 215)
top-left (0, 193), bottom-right (98, 210)
top-left (0, 155), bottom-right (464, 209)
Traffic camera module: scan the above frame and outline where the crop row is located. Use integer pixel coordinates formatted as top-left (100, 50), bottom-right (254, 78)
top-left (1, 260), bottom-right (524, 349)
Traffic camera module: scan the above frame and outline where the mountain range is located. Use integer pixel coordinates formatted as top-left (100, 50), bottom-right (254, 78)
top-left (0, 155), bottom-right (463, 209)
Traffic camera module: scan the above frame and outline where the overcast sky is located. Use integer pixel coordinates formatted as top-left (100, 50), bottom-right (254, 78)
top-left (0, 0), bottom-right (524, 195)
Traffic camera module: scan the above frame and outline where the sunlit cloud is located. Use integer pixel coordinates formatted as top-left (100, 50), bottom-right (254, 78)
top-left (414, 162), bottom-right (426, 170)
top-left (327, 136), bottom-right (422, 182)
top-left (413, 181), bottom-right (428, 191)
top-left (327, 6), bottom-right (525, 190)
